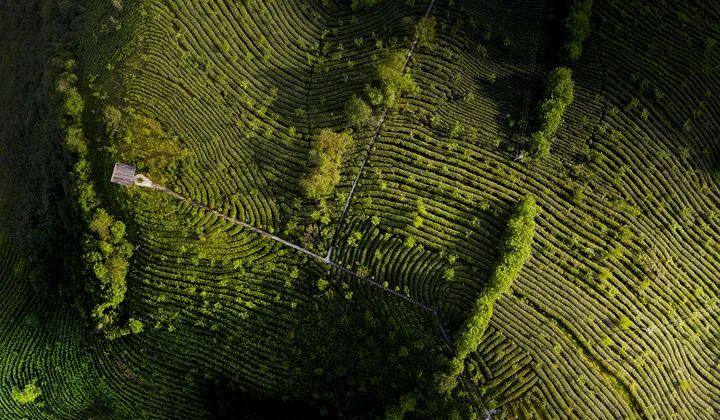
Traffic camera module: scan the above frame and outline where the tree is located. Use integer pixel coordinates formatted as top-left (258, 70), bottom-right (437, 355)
top-left (560, 0), bottom-right (593, 62)
top-left (103, 106), bottom-right (187, 185)
top-left (62, 87), bottom-right (84, 119)
top-left (129, 318), bottom-right (144, 334)
top-left (345, 94), bottom-right (372, 128)
top-left (302, 129), bottom-right (355, 202)
top-left (415, 16), bottom-right (437, 48)
top-left (437, 196), bottom-right (538, 394)
top-left (365, 50), bottom-right (418, 109)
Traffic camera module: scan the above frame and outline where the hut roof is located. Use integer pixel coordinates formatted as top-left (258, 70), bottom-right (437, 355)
top-left (110, 163), bottom-right (136, 186)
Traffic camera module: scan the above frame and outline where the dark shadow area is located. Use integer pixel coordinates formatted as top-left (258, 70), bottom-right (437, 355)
top-left (473, 71), bottom-right (544, 155)
top-left (204, 378), bottom-right (327, 420)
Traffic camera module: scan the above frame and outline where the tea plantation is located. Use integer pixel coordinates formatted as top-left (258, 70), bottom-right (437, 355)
top-left (1, 0), bottom-right (719, 418)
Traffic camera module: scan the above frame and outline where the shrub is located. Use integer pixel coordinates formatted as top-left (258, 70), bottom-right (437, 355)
top-left (302, 129), bottom-right (355, 202)
top-left (437, 196), bottom-right (538, 394)
top-left (529, 67), bottom-right (575, 159)
top-left (11, 380), bottom-right (41, 405)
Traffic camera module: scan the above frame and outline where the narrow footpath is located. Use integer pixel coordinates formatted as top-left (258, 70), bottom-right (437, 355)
top-left (132, 173), bottom-right (452, 346)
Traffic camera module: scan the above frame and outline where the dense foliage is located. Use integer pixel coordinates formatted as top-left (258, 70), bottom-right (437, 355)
top-left (3, 0), bottom-right (719, 418)
top-left (437, 196), bottom-right (538, 394)
top-left (529, 67), bottom-right (575, 159)
top-left (345, 94), bottom-right (373, 128)
top-left (560, 0), bottom-right (593, 62)
top-left (302, 129), bottom-right (355, 204)
top-left (345, 48), bottom-right (419, 130)
top-left (365, 49), bottom-right (418, 109)
top-left (103, 106), bottom-right (187, 186)
top-left (415, 16), bottom-right (437, 48)
top-left (56, 63), bottom-right (136, 337)
top-left (11, 380), bottom-right (41, 405)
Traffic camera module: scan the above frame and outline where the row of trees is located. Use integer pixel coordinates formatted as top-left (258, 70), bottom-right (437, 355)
top-left (56, 60), bottom-right (139, 338)
top-left (436, 196), bottom-right (539, 394)
top-left (529, 67), bottom-right (575, 159)
top-left (560, 0), bottom-right (593, 62)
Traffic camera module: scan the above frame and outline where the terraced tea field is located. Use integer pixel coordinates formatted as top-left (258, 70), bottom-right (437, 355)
top-left (1, 0), bottom-right (719, 417)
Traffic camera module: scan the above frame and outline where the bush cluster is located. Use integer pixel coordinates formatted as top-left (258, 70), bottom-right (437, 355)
top-left (11, 379), bottom-right (42, 405)
top-left (560, 0), bottom-right (593, 62)
top-left (371, 49), bottom-right (418, 109)
top-left (436, 196), bottom-right (538, 394)
top-left (414, 16), bottom-right (437, 48)
top-left (529, 67), bottom-right (575, 159)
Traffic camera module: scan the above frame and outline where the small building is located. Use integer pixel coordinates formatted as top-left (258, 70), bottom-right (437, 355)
top-left (110, 163), bottom-right (136, 186)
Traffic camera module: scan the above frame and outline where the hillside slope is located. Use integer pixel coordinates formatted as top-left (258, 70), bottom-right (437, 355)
top-left (0, 0), bottom-right (719, 418)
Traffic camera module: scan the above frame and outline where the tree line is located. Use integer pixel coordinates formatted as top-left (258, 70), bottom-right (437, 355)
top-left (56, 60), bottom-right (140, 339)
top-left (436, 195), bottom-right (539, 394)
top-left (530, 67), bottom-right (575, 159)
top-left (560, 0), bottom-right (593, 63)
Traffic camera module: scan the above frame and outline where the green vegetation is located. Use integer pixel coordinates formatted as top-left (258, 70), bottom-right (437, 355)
top-left (345, 94), bottom-right (373, 128)
top-left (437, 196), bottom-right (538, 394)
top-left (302, 129), bottom-right (355, 203)
top-left (11, 380), bottom-right (41, 405)
top-left (56, 65), bottom-right (135, 336)
top-left (529, 67), bottom-right (575, 159)
top-left (2, 0), bottom-right (720, 418)
top-left (415, 16), bottom-right (437, 48)
top-left (560, 0), bottom-right (594, 62)
top-left (365, 49), bottom-right (419, 109)
top-left (103, 106), bottom-right (187, 185)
